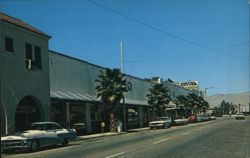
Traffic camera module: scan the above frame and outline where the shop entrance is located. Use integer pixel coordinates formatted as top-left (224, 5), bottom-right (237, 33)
top-left (15, 96), bottom-right (42, 132)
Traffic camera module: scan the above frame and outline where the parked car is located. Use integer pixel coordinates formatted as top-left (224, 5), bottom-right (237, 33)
top-left (235, 114), bottom-right (245, 120)
top-left (149, 117), bottom-right (172, 129)
top-left (210, 115), bottom-right (216, 120)
top-left (197, 114), bottom-right (210, 122)
top-left (187, 114), bottom-right (197, 123)
top-left (173, 116), bottom-right (188, 125)
top-left (1, 122), bottom-right (76, 153)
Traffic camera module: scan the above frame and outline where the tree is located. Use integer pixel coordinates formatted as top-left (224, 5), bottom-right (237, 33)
top-left (198, 96), bottom-right (209, 113)
top-left (147, 83), bottom-right (171, 118)
top-left (220, 100), bottom-right (237, 115)
top-left (95, 68), bottom-right (128, 132)
top-left (186, 93), bottom-right (210, 114)
top-left (186, 93), bottom-right (198, 113)
top-left (213, 107), bottom-right (223, 117)
top-left (175, 95), bottom-right (189, 116)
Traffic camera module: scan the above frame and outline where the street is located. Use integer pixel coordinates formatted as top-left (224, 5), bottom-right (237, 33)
top-left (2, 117), bottom-right (250, 158)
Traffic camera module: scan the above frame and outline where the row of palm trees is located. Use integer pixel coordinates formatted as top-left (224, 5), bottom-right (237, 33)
top-left (147, 83), bottom-right (210, 117)
top-left (95, 68), bottom-right (209, 132)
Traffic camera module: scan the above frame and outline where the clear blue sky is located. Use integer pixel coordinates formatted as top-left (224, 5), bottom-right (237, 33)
top-left (1, 0), bottom-right (249, 96)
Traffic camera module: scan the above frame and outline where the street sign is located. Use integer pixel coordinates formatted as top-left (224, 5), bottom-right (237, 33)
top-left (101, 122), bottom-right (105, 128)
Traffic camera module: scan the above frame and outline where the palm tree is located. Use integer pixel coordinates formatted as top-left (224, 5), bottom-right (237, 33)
top-left (199, 96), bottom-right (209, 113)
top-left (186, 93), bottom-right (197, 114)
top-left (95, 68), bottom-right (128, 132)
top-left (186, 93), bottom-right (210, 114)
top-left (147, 83), bottom-right (171, 118)
top-left (176, 95), bottom-right (188, 116)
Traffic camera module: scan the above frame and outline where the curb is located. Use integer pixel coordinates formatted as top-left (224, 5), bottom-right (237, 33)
top-left (73, 127), bottom-right (150, 142)
top-left (73, 132), bottom-right (127, 142)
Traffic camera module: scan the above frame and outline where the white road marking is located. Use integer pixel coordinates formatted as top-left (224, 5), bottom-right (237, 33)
top-left (105, 152), bottom-right (125, 158)
top-left (152, 138), bottom-right (169, 145)
top-left (181, 132), bottom-right (190, 136)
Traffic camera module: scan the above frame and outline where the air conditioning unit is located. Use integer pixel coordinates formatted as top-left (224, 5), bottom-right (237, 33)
top-left (26, 59), bottom-right (32, 70)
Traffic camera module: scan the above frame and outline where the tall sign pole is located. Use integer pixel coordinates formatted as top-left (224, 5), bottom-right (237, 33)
top-left (120, 42), bottom-right (124, 74)
top-left (120, 42), bottom-right (127, 131)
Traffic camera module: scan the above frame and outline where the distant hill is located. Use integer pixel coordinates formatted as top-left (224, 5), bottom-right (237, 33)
top-left (207, 92), bottom-right (250, 112)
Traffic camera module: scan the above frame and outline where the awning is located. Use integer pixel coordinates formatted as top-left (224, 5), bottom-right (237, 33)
top-left (123, 99), bottom-right (149, 106)
top-left (50, 91), bottom-right (98, 102)
top-left (50, 91), bottom-right (149, 106)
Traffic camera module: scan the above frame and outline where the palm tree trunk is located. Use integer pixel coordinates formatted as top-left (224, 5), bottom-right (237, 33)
top-left (109, 111), bottom-right (116, 132)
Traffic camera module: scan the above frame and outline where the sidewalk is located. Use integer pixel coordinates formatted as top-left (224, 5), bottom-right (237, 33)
top-left (75, 127), bottom-right (150, 141)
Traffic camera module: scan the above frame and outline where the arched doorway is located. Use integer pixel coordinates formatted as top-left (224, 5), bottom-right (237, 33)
top-left (15, 96), bottom-right (42, 132)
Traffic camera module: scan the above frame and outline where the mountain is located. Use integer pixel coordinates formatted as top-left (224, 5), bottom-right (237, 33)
top-left (207, 92), bottom-right (250, 112)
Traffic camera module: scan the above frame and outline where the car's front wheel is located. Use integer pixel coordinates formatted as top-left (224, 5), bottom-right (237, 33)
top-left (61, 139), bottom-right (69, 146)
top-left (31, 140), bottom-right (40, 151)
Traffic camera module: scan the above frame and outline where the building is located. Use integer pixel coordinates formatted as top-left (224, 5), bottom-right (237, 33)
top-left (49, 51), bottom-right (151, 133)
top-left (1, 12), bottom-right (51, 134)
top-left (1, 12), bottom-right (200, 135)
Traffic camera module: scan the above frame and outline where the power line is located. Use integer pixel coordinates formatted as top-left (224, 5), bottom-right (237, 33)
top-left (88, 0), bottom-right (249, 62)
top-left (126, 41), bottom-right (249, 64)
top-left (216, 41), bottom-right (249, 50)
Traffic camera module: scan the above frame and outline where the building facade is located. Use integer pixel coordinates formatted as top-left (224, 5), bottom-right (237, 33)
top-left (0, 13), bottom-right (51, 134)
top-left (49, 51), bottom-right (152, 133)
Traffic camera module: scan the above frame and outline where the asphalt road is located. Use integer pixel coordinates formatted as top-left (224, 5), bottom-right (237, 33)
top-left (2, 117), bottom-right (250, 158)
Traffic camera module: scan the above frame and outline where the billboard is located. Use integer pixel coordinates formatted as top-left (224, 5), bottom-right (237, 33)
top-left (178, 81), bottom-right (199, 90)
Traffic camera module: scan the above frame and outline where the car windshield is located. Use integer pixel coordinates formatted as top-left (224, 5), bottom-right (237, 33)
top-left (30, 124), bottom-right (44, 130)
top-left (155, 117), bottom-right (169, 121)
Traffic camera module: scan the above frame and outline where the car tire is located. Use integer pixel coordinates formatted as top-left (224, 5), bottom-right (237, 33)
top-left (62, 139), bottom-right (69, 146)
top-left (31, 140), bottom-right (39, 151)
top-left (2, 149), bottom-right (14, 153)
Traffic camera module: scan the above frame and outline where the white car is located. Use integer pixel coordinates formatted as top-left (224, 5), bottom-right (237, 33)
top-left (235, 114), bottom-right (245, 120)
top-left (1, 122), bottom-right (76, 152)
top-left (149, 117), bottom-right (172, 129)
top-left (173, 116), bottom-right (188, 125)
top-left (210, 116), bottom-right (216, 120)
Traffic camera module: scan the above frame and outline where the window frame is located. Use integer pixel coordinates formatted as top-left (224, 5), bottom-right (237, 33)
top-left (5, 37), bottom-right (14, 53)
top-left (25, 43), bottom-right (42, 70)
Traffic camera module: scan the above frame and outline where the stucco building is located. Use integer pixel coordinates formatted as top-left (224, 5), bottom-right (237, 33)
top-left (1, 13), bottom-right (51, 134)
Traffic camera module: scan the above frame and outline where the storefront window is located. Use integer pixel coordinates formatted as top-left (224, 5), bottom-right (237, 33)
top-left (51, 102), bottom-right (64, 126)
top-left (127, 107), bottom-right (139, 125)
top-left (91, 105), bottom-right (101, 121)
top-left (70, 104), bottom-right (85, 127)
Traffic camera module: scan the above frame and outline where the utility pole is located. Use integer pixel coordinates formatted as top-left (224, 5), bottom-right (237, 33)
top-left (204, 87), bottom-right (214, 100)
top-left (120, 42), bottom-right (126, 131)
top-left (120, 42), bottom-right (124, 74)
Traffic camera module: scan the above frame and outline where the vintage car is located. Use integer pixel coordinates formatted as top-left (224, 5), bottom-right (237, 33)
top-left (149, 117), bottom-right (172, 129)
top-left (235, 114), bottom-right (245, 120)
top-left (173, 116), bottom-right (188, 126)
top-left (1, 122), bottom-right (76, 152)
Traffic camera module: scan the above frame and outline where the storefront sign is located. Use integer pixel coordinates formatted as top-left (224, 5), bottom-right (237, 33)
top-left (179, 81), bottom-right (199, 90)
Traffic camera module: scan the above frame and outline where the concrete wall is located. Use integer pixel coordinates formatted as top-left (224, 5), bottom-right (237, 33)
top-left (0, 21), bottom-right (50, 133)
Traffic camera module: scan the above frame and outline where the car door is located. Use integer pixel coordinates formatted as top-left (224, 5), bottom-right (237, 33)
top-left (52, 123), bottom-right (69, 140)
top-left (42, 123), bottom-right (61, 146)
